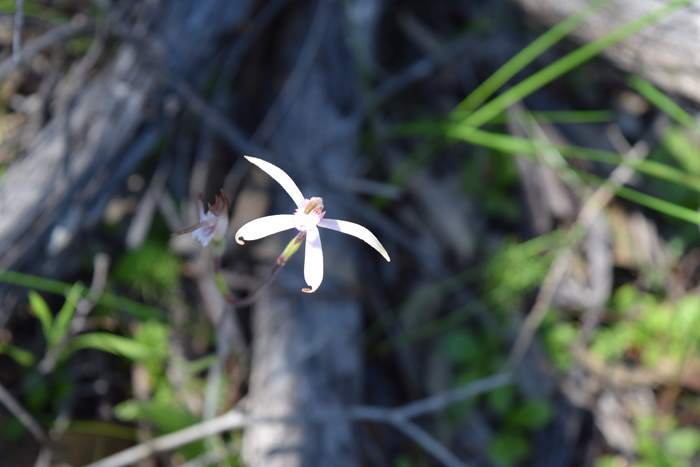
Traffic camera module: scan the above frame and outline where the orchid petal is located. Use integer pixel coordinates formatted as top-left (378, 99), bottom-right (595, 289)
top-left (302, 227), bottom-right (323, 293)
top-left (235, 214), bottom-right (297, 245)
top-left (318, 218), bottom-right (390, 262)
top-left (244, 156), bottom-right (305, 208)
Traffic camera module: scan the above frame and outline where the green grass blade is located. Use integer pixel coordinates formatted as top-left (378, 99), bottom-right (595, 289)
top-left (67, 421), bottom-right (137, 442)
top-left (452, 124), bottom-right (700, 224)
top-left (460, 0), bottom-right (690, 129)
top-left (457, 0), bottom-right (608, 112)
top-left (401, 110), bottom-right (612, 131)
top-left (3, 271), bottom-right (70, 295)
top-left (65, 332), bottom-right (153, 362)
top-left (614, 185), bottom-right (700, 224)
top-left (0, 343), bottom-right (36, 367)
top-left (0, 270), bottom-right (165, 322)
top-left (629, 76), bottom-right (697, 129)
top-left (662, 126), bottom-right (700, 175)
top-left (49, 283), bottom-right (85, 347)
top-left (444, 124), bottom-right (700, 225)
top-left (519, 110), bottom-right (612, 125)
top-left (446, 126), bottom-right (700, 194)
top-left (581, 172), bottom-right (700, 225)
top-left (27, 291), bottom-right (53, 341)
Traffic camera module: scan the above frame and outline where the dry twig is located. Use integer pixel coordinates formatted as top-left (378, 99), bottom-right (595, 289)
top-left (12, 0), bottom-right (25, 63)
top-left (508, 129), bottom-right (649, 366)
top-left (0, 380), bottom-right (46, 444)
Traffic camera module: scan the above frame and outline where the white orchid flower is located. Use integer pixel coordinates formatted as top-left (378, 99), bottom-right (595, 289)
top-left (235, 156), bottom-right (390, 293)
top-left (175, 191), bottom-right (230, 247)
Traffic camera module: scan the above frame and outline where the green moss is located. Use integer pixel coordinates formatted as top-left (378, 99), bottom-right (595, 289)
top-left (113, 241), bottom-right (181, 301)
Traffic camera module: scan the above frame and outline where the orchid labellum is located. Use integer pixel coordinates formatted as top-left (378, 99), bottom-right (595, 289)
top-left (236, 156), bottom-right (390, 293)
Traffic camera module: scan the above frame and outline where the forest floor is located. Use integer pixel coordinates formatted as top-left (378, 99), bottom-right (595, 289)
top-left (0, 1), bottom-right (699, 466)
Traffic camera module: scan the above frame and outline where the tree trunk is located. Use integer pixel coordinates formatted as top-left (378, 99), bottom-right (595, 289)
top-left (513, 0), bottom-right (700, 104)
top-left (241, 3), bottom-right (370, 466)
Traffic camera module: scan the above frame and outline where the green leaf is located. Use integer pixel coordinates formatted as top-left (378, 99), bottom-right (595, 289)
top-left (487, 386), bottom-right (515, 415)
top-left (664, 428), bottom-right (700, 459)
top-left (28, 291), bottom-right (53, 341)
top-left (591, 326), bottom-right (636, 362)
top-left (66, 420), bottom-right (137, 442)
top-left (595, 456), bottom-right (626, 467)
top-left (133, 321), bottom-right (169, 378)
top-left (65, 333), bottom-right (153, 362)
top-left (544, 322), bottom-right (577, 370)
top-left (185, 354), bottom-right (217, 376)
top-left (509, 399), bottom-right (552, 430)
top-left (0, 418), bottom-right (25, 442)
top-left (25, 380), bottom-right (48, 412)
top-left (113, 241), bottom-right (181, 300)
top-left (488, 432), bottom-right (530, 466)
top-left (114, 399), bottom-right (196, 431)
top-left (114, 399), bottom-right (204, 459)
top-left (49, 283), bottom-right (85, 347)
top-left (439, 331), bottom-right (479, 364)
top-left (0, 343), bottom-right (36, 367)
top-left (671, 296), bottom-right (700, 342)
top-left (612, 284), bottom-right (640, 314)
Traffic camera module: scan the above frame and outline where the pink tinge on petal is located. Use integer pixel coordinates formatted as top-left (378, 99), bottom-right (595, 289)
top-left (234, 214), bottom-right (297, 244)
top-left (318, 218), bottom-right (390, 262)
top-left (244, 156), bottom-right (306, 208)
top-left (302, 227), bottom-right (323, 293)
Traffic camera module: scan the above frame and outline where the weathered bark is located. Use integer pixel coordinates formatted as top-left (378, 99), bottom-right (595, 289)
top-left (241, 3), bottom-right (371, 466)
top-left (0, 0), bottom-right (252, 273)
top-left (513, 0), bottom-right (700, 104)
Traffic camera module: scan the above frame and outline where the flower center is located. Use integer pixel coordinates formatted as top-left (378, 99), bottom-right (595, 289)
top-left (295, 197), bottom-right (325, 231)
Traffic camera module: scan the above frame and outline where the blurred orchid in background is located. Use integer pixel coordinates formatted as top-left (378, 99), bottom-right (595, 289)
top-left (236, 156), bottom-right (390, 293)
top-left (174, 190), bottom-right (230, 248)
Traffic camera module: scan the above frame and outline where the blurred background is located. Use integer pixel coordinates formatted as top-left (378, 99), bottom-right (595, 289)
top-left (0, 0), bottom-right (699, 466)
